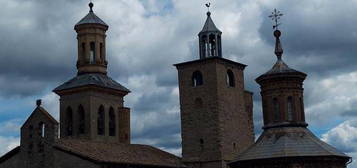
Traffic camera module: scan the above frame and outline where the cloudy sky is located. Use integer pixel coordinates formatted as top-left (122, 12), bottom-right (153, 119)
top-left (0, 0), bottom-right (357, 167)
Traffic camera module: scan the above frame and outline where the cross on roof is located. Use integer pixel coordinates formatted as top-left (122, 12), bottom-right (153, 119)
top-left (269, 9), bottom-right (283, 30)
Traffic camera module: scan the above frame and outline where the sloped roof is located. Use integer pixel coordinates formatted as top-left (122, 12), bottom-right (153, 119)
top-left (199, 12), bottom-right (221, 35)
top-left (0, 146), bottom-right (20, 164)
top-left (54, 139), bottom-right (185, 168)
top-left (231, 127), bottom-right (349, 162)
top-left (22, 106), bottom-right (59, 128)
top-left (75, 11), bottom-right (108, 28)
top-left (53, 73), bottom-right (130, 93)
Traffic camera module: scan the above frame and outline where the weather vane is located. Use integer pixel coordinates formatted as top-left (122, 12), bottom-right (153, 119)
top-left (205, 2), bottom-right (211, 12)
top-left (269, 9), bottom-right (283, 30)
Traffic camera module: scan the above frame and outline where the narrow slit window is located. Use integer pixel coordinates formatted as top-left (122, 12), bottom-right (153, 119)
top-left (90, 42), bottom-right (96, 64)
top-left (100, 43), bottom-right (103, 60)
top-left (97, 105), bottom-right (105, 135)
top-left (287, 96), bottom-right (294, 121)
top-left (38, 122), bottom-right (45, 138)
top-left (82, 43), bottom-right (86, 60)
top-left (209, 34), bottom-right (216, 57)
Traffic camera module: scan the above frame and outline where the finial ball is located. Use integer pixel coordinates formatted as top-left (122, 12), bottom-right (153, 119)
top-left (36, 99), bottom-right (42, 107)
top-left (89, 2), bottom-right (94, 11)
top-left (274, 30), bottom-right (281, 38)
top-left (207, 11), bottom-right (211, 16)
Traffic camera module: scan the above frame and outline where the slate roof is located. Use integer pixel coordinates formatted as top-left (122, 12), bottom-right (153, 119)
top-left (232, 127), bottom-right (349, 162)
top-left (53, 73), bottom-right (130, 93)
top-left (75, 11), bottom-right (108, 28)
top-left (199, 12), bottom-right (222, 35)
top-left (55, 139), bottom-right (185, 168)
top-left (0, 146), bottom-right (20, 164)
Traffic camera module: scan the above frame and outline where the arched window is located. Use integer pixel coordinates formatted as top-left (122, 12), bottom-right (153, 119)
top-left (100, 43), bottom-right (103, 60)
top-left (209, 34), bottom-right (216, 57)
top-left (90, 42), bottom-right (96, 64)
top-left (273, 98), bottom-right (280, 122)
top-left (66, 107), bottom-right (73, 136)
top-left (226, 70), bottom-right (235, 87)
top-left (38, 122), bottom-right (45, 138)
top-left (109, 107), bottom-right (116, 136)
top-left (78, 105), bottom-right (85, 134)
top-left (287, 96), bottom-right (294, 121)
top-left (82, 43), bottom-right (86, 60)
top-left (192, 71), bottom-right (203, 87)
top-left (201, 35), bottom-right (208, 58)
top-left (97, 105), bottom-right (105, 135)
top-left (217, 35), bottom-right (222, 57)
top-left (300, 97), bottom-right (305, 120)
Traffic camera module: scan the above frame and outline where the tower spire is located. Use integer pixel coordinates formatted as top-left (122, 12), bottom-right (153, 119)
top-left (89, 2), bottom-right (94, 12)
top-left (274, 30), bottom-right (283, 60)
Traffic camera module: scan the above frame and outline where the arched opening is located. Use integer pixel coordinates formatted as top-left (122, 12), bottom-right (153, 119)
top-left (226, 70), bottom-right (235, 87)
top-left (192, 71), bottom-right (203, 87)
top-left (66, 107), bottom-right (73, 136)
top-left (90, 42), bottom-right (96, 64)
top-left (300, 97), bottom-right (305, 120)
top-left (78, 105), bottom-right (85, 134)
top-left (209, 34), bottom-right (216, 57)
top-left (109, 107), bottom-right (116, 136)
top-left (217, 35), bottom-right (222, 57)
top-left (100, 43), bottom-right (103, 61)
top-left (273, 98), bottom-right (280, 122)
top-left (201, 35), bottom-right (208, 58)
top-left (287, 96), bottom-right (294, 121)
top-left (97, 105), bottom-right (105, 135)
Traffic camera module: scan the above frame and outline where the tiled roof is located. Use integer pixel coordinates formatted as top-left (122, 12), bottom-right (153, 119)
top-left (75, 11), bottom-right (108, 27)
top-left (199, 12), bottom-right (221, 35)
top-left (231, 127), bottom-right (349, 162)
top-left (55, 139), bottom-right (185, 168)
top-left (53, 73), bottom-right (130, 93)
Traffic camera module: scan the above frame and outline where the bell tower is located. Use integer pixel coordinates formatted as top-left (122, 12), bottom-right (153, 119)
top-left (175, 9), bottom-right (254, 168)
top-left (75, 2), bottom-right (108, 75)
top-left (53, 3), bottom-right (131, 144)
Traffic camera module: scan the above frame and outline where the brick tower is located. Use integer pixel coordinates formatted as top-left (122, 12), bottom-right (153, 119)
top-left (175, 11), bottom-right (254, 168)
top-left (53, 2), bottom-right (130, 144)
top-left (229, 20), bottom-right (351, 168)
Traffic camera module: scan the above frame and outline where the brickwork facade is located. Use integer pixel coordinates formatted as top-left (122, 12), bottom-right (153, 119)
top-left (176, 58), bottom-right (254, 168)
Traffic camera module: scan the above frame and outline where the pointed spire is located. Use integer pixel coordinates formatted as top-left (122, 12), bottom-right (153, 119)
top-left (274, 30), bottom-right (283, 60)
top-left (75, 2), bottom-right (108, 28)
top-left (199, 10), bottom-right (222, 35)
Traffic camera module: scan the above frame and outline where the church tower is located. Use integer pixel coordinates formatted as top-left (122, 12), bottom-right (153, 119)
top-left (53, 3), bottom-right (130, 144)
top-left (175, 10), bottom-right (254, 168)
top-left (229, 10), bottom-right (350, 168)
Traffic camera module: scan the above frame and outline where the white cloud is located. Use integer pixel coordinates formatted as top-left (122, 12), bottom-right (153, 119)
top-left (321, 119), bottom-right (357, 167)
top-left (0, 136), bottom-right (20, 156)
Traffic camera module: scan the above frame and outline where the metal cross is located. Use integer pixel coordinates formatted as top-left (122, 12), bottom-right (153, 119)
top-left (269, 9), bottom-right (283, 30)
top-left (205, 2), bottom-right (211, 12)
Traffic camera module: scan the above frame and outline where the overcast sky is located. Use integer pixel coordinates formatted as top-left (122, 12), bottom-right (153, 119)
top-left (0, 0), bottom-right (357, 167)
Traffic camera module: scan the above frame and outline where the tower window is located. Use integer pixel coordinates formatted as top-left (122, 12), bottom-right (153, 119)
top-left (109, 107), bottom-right (116, 136)
top-left (192, 71), bottom-right (203, 87)
top-left (100, 43), bottom-right (104, 60)
top-left (78, 105), bottom-right (85, 134)
top-left (90, 42), bottom-right (96, 64)
top-left (226, 70), bottom-right (235, 87)
top-left (287, 96), bottom-right (294, 121)
top-left (209, 34), bottom-right (216, 57)
top-left (200, 35), bottom-right (208, 58)
top-left (97, 105), bottom-right (105, 135)
top-left (217, 35), bottom-right (222, 57)
top-left (273, 98), bottom-right (280, 122)
top-left (66, 107), bottom-right (73, 136)
top-left (300, 97), bottom-right (305, 120)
